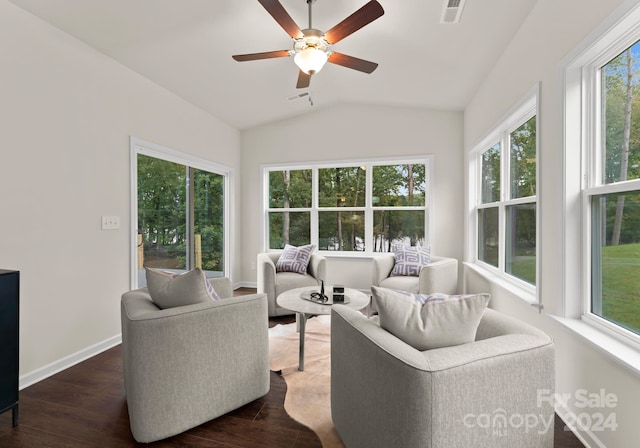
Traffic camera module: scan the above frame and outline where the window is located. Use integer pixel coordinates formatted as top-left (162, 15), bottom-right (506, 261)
top-left (264, 158), bottom-right (431, 254)
top-left (562, 2), bottom-right (640, 354)
top-left (580, 36), bottom-right (640, 340)
top-left (470, 89), bottom-right (538, 290)
top-left (130, 138), bottom-right (231, 288)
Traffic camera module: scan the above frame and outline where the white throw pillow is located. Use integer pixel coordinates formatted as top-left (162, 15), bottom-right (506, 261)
top-left (145, 267), bottom-right (220, 309)
top-left (371, 286), bottom-right (490, 350)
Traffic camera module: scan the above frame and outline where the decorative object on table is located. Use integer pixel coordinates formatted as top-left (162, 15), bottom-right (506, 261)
top-left (310, 280), bottom-right (328, 302)
top-left (0, 269), bottom-right (19, 428)
top-left (332, 284), bottom-right (345, 302)
top-left (300, 284), bottom-right (351, 305)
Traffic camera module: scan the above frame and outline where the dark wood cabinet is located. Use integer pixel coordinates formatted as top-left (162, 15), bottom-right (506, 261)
top-left (0, 270), bottom-right (19, 427)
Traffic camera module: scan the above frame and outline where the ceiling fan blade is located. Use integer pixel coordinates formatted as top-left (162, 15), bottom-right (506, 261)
top-left (328, 52), bottom-right (378, 74)
top-left (296, 70), bottom-right (311, 89)
top-left (232, 50), bottom-right (291, 62)
top-left (324, 0), bottom-right (384, 45)
top-left (257, 0), bottom-right (304, 39)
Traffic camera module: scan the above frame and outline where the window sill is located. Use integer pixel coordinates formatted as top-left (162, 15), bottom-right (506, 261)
top-left (549, 315), bottom-right (640, 377)
top-left (318, 252), bottom-right (376, 260)
top-left (463, 261), bottom-right (537, 306)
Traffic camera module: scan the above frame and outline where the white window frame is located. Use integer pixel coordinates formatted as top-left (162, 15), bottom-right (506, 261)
top-left (261, 156), bottom-right (433, 257)
top-left (129, 137), bottom-right (233, 289)
top-left (562, 1), bottom-right (640, 350)
top-left (466, 85), bottom-right (540, 303)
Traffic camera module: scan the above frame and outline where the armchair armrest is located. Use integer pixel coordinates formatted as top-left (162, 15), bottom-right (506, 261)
top-left (371, 254), bottom-right (395, 287)
top-left (418, 255), bottom-right (458, 294)
top-left (257, 253), bottom-right (276, 298)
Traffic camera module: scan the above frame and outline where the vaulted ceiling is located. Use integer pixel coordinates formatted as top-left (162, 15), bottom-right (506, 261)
top-left (10, 0), bottom-right (538, 129)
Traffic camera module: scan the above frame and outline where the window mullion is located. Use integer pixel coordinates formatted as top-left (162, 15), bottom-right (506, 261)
top-left (498, 202), bottom-right (506, 273)
top-left (311, 167), bottom-right (319, 248)
top-left (500, 132), bottom-right (509, 274)
top-left (364, 164), bottom-right (373, 252)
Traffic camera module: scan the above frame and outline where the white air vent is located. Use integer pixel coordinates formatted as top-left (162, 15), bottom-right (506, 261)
top-left (440, 0), bottom-right (467, 24)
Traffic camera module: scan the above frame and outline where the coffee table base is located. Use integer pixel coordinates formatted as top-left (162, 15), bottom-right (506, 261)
top-left (277, 286), bottom-right (370, 372)
top-left (297, 312), bottom-right (308, 371)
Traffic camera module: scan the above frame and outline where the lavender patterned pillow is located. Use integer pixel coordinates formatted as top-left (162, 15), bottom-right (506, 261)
top-left (391, 245), bottom-right (431, 276)
top-left (275, 244), bottom-right (315, 275)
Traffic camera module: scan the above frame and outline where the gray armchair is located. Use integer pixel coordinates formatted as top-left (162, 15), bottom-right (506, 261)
top-left (331, 305), bottom-right (555, 448)
top-left (372, 254), bottom-right (459, 294)
top-left (257, 251), bottom-right (326, 317)
top-left (121, 277), bottom-right (269, 443)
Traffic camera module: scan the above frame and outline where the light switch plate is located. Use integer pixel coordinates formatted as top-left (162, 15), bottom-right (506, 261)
top-left (101, 215), bottom-right (120, 230)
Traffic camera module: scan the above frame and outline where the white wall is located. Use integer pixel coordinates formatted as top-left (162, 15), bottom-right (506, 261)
top-left (241, 104), bottom-right (463, 290)
top-left (463, 0), bottom-right (639, 447)
top-left (0, 2), bottom-right (242, 382)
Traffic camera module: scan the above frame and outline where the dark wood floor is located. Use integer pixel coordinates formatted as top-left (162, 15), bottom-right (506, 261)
top-left (0, 289), bottom-right (585, 447)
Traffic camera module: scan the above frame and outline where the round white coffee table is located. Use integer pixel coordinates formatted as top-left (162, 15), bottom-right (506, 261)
top-left (276, 286), bottom-right (369, 371)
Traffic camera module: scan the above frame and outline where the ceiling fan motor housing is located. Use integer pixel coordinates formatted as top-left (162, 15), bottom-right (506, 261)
top-left (294, 28), bottom-right (329, 53)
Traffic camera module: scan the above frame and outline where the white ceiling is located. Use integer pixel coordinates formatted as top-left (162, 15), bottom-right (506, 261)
top-left (10, 0), bottom-right (538, 130)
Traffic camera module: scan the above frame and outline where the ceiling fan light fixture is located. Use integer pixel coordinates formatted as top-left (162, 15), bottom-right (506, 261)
top-left (294, 47), bottom-right (328, 74)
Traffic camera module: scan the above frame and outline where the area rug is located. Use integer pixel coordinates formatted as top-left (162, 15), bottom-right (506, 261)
top-left (268, 315), bottom-right (345, 448)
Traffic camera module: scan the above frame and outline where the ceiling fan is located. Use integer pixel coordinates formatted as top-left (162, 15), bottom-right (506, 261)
top-left (232, 0), bottom-right (384, 89)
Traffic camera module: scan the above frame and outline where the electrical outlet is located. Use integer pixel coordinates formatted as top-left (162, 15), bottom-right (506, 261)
top-left (101, 215), bottom-right (120, 230)
top-left (251, 261), bottom-right (256, 270)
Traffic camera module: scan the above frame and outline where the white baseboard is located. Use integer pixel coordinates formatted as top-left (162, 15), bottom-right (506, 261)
top-left (19, 334), bottom-right (122, 390)
top-left (236, 281), bottom-right (257, 289)
top-left (555, 403), bottom-right (607, 448)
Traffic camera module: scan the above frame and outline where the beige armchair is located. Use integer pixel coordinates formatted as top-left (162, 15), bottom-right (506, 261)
top-left (331, 305), bottom-right (555, 448)
top-left (372, 254), bottom-right (459, 295)
top-left (121, 277), bottom-right (269, 443)
top-left (257, 251), bottom-right (326, 317)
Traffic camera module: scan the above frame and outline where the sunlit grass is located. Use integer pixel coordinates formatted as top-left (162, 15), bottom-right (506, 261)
top-left (600, 243), bottom-right (640, 333)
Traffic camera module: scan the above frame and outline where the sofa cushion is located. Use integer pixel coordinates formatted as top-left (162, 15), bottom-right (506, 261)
top-left (390, 245), bottom-right (431, 277)
top-left (371, 286), bottom-right (490, 350)
top-left (145, 267), bottom-right (220, 309)
top-left (275, 244), bottom-right (315, 274)
top-left (274, 272), bottom-right (319, 297)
